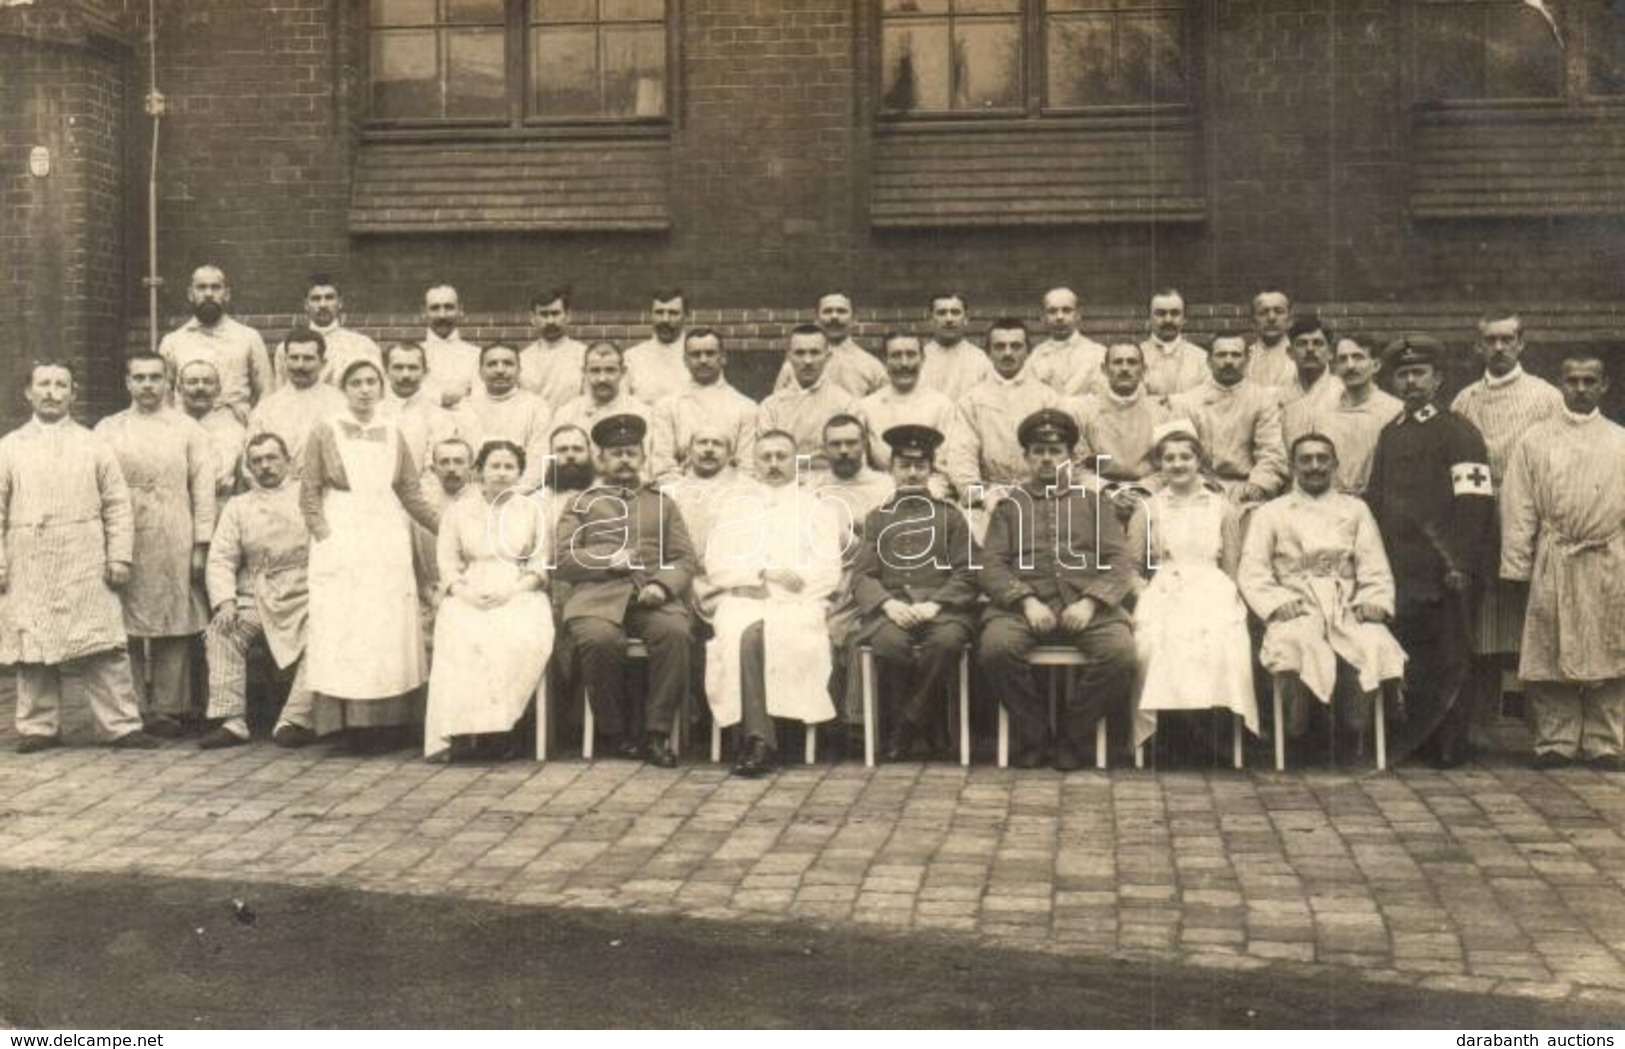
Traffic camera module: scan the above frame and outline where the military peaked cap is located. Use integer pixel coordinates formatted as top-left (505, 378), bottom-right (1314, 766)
top-left (591, 413), bottom-right (647, 449)
top-left (1016, 408), bottom-right (1080, 450)
top-left (882, 424), bottom-right (945, 460)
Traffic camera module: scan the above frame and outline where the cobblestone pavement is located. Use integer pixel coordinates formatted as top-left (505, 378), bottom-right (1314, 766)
top-left (2, 706), bottom-right (1624, 1011)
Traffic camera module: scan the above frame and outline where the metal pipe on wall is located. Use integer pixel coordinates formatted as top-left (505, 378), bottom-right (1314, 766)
top-left (143, 0), bottom-right (164, 355)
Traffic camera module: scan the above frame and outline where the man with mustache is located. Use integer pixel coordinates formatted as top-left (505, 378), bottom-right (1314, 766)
top-left (1365, 337), bottom-right (1494, 768)
top-left (544, 424), bottom-right (595, 499)
top-left (554, 342), bottom-right (653, 454)
top-left (944, 318), bottom-right (1063, 538)
top-left (649, 328), bottom-right (759, 488)
top-left (1076, 342), bottom-right (1172, 518)
top-left (519, 286), bottom-right (589, 410)
top-left (918, 291), bottom-right (993, 401)
top-left (1280, 314), bottom-right (1343, 409)
top-left (421, 284), bottom-right (480, 409)
top-left (176, 358), bottom-right (246, 503)
top-left (381, 341), bottom-right (461, 478)
top-left (852, 425), bottom-right (979, 761)
top-left (159, 264), bottom-right (272, 424)
top-left (624, 288), bottom-right (690, 406)
top-left (1139, 289), bottom-right (1209, 398)
top-left (1, 361), bottom-right (157, 753)
top-left (249, 327), bottom-right (347, 472)
top-left (1450, 310), bottom-right (1564, 749)
top-left (1245, 289), bottom-right (1298, 393)
top-left (197, 433), bottom-right (319, 750)
top-left (1029, 286), bottom-right (1109, 399)
top-left (96, 351), bottom-right (217, 737)
top-left (551, 414), bottom-right (695, 768)
top-left (1239, 433), bottom-right (1406, 759)
top-left (1500, 354), bottom-right (1625, 772)
top-left (1283, 336), bottom-right (1401, 496)
top-left (851, 332), bottom-right (956, 480)
top-left (454, 343), bottom-right (552, 491)
top-left (704, 430), bottom-right (845, 777)
top-left (1169, 333), bottom-right (1288, 506)
top-left (272, 274), bottom-right (381, 390)
top-left (773, 292), bottom-right (888, 399)
top-left (757, 324), bottom-right (854, 472)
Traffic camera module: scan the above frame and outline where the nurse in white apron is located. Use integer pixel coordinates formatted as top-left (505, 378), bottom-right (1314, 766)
top-left (300, 359), bottom-right (442, 740)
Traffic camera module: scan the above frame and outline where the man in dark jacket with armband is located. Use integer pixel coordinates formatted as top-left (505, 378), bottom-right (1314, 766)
top-left (976, 409), bottom-right (1138, 770)
top-left (1365, 336), bottom-right (1495, 768)
top-left (851, 425), bottom-right (980, 761)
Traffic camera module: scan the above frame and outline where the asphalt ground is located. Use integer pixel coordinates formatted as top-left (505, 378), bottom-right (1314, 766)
top-left (1, 870), bottom-right (1620, 1030)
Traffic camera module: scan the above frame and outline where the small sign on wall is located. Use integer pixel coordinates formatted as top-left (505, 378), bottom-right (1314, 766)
top-left (28, 146), bottom-right (50, 178)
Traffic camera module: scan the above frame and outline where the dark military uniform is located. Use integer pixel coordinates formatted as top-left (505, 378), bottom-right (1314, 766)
top-left (852, 485), bottom-right (980, 743)
top-left (551, 417), bottom-right (696, 744)
top-left (976, 410), bottom-right (1138, 765)
top-left (1365, 339), bottom-right (1495, 765)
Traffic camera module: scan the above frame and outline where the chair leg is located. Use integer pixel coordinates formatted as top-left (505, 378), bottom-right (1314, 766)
top-left (1272, 678), bottom-right (1286, 772)
top-left (710, 718), bottom-right (722, 764)
top-left (1233, 713), bottom-right (1245, 770)
top-left (1374, 689), bottom-right (1388, 771)
top-left (860, 647), bottom-right (876, 769)
top-left (1135, 711), bottom-right (1151, 770)
top-left (1095, 714), bottom-right (1107, 770)
top-left (669, 717), bottom-right (681, 757)
top-left (534, 677), bottom-right (549, 763)
top-left (583, 690), bottom-right (595, 761)
top-left (957, 649), bottom-right (971, 768)
top-left (805, 725), bottom-right (817, 765)
top-left (997, 702), bottom-right (1009, 769)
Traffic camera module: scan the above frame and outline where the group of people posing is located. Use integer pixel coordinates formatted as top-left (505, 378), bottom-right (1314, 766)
top-left (2, 267), bottom-right (1620, 775)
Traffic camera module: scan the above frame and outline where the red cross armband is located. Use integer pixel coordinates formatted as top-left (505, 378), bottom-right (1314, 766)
top-left (1451, 462), bottom-right (1494, 497)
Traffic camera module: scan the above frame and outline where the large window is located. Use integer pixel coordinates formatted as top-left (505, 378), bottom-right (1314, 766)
top-left (1414, 0), bottom-right (1625, 103)
top-left (367, 0), bottom-right (670, 125)
top-left (878, 0), bottom-right (1193, 119)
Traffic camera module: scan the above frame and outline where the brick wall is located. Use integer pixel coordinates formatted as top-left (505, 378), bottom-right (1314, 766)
top-left (0, 2), bottom-right (130, 431)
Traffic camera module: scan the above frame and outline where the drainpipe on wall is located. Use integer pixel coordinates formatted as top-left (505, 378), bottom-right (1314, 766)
top-left (142, 0), bottom-right (164, 354)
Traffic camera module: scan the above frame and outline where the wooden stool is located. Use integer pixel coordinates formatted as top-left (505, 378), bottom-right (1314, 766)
top-left (1134, 710), bottom-right (1248, 769)
top-left (856, 644), bottom-right (972, 768)
top-left (995, 646), bottom-right (1108, 769)
top-left (1269, 675), bottom-right (1388, 772)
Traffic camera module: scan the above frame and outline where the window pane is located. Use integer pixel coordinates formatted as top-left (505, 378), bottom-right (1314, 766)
top-left (1588, 3), bottom-right (1625, 96)
top-left (882, 22), bottom-right (951, 112)
top-left (1120, 13), bottom-right (1187, 103)
top-left (602, 0), bottom-right (664, 21)
top-left (371, 0), bottom-right (436, 27)
top-left (531, 0), bottom-right (597, 23)
top-left (533, 26), bottom-right (599, 116)
top-left (883, 0), bottom-right (949, 14)
top-left (1416, 4), bottom-right (1484, 100)
top-left (371, 29), bottom-right (439, 118)
top-left (1046, 15), bottom-right (1115, 107)
top-left (603, 24), bottom-right (667, 116)
top-left (445, 28), bottom-right (507, 117)
top-left (954, 19), bottom-right (1021, 109)
top-left (446, 0), bottom-right (504, 24)
top-left (1483, 3), bottom-right (1563, 97)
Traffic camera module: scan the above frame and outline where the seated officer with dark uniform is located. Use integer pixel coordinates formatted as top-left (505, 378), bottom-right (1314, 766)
top-left (851, 425), bottom-right (981, 761)
top-left (551, 413), bottom-right (696, 768)
top-left (976, 408), bottom-right (1138, 770)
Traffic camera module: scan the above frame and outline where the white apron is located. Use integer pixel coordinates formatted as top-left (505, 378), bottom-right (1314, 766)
top-left (306, 425), bottom-right (425, 700)
top-left (706, 596), bottom-right (835, 728)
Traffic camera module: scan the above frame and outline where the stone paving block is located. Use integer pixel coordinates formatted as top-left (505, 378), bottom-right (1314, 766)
top-left (1247, 940), bottom-right (1316, 962)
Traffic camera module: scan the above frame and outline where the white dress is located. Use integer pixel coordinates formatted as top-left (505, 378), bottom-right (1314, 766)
top-left (306, 419), bottom-right (425, 703)
top-left (424, 492), bottom-right (555, 757)
top-left (1130, 489), bottom-right (1259, 746)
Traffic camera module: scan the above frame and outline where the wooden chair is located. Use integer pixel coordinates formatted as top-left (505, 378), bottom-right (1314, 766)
top-left (534, 639), bottom-right (682, 762)
top-left (856, 644), bottom-right (973, 768)
top-left (1269, 674), bottom-right (1388, 772)
top-left (995, 645), bottom-right (1109, 769)
top-left (1133, 710), bottom-right (1248, 770)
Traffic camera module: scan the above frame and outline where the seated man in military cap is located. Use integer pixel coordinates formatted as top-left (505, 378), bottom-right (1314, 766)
top-left (976, 408), bottom-right (1138, 770)
top-left (551, 413), bottom-right (697, 768)
top-left (851, 425), bottom-right (980, 761)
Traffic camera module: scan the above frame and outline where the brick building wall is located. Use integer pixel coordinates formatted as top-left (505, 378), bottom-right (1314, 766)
top-left (0, 1), bottom-right (130, 430)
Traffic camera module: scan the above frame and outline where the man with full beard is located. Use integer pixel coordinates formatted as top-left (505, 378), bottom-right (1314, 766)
top-left (159, 264), bottom-right (272, 424)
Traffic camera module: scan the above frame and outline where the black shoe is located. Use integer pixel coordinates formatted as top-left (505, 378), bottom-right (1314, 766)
top-left (1052, 744), bottom-right (1087, 772)
top-left (732, 735), bottom-right (774, 778)
top-left (1012, 745), bottom-right (1047, 770)
top-left (1586, 754), bottom-right (1624, 773)
top-left (645, 734), bottom-right (678, 769)
top-left (109, 731), bottom-right (161, 750)
top-left (883, 721), bottom-right (926, 763)
top-left (272, 723), bottom-right (315, 749)
top-left (198, 726), bottom-right (249, 750)
top-left (609, 735), bottom-right (644, 762)
top-left (143, 714), bottom-right (186, 739)
top-left (1530, 751), bottom-right (1574, 771)
top-left (15, 735), bottom-right (62, 755)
